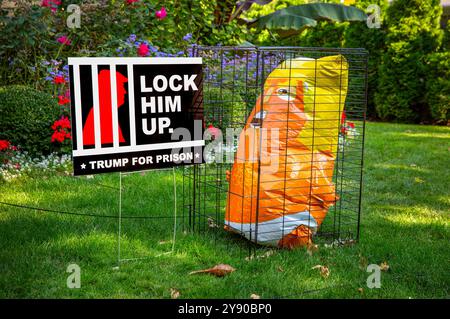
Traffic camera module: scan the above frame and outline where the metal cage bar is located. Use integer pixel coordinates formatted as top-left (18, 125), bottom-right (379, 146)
top-left (183, 46), bottom-right (368, 254)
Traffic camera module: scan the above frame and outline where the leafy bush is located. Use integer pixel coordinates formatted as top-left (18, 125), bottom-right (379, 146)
top-left (204, 87), bottom-right (247, 130)
top-left (0, 0), bottom-right (248, 88)
top-left (375, 0), bottom-right (443, 122)
top-left (0, 4), bottom-right (52, 86)
top-left (425, 52), bottom-right (450, 122)
top-left (299, 21), bottom-right (348, 48)
top-left (344, 0), bottom-right (388, 118)
top-left (0, 86), bottom-right (60, 155)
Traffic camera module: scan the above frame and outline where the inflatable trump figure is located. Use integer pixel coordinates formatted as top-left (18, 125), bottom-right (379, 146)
top-left (225, 55), bottom-right (349, 249)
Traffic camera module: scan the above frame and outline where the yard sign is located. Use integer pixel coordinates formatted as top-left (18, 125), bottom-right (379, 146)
top-left (68, 57), bottom-right (204, 176)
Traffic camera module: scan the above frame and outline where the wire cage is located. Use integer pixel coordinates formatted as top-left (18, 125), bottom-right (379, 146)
top-left (183, 46), bottom-right (368, 254)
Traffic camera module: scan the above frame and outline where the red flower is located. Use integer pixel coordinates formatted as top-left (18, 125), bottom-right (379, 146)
top-left (58, 95), bottom-right (70, 105)
top-left (348, 121), bottom-right (355, 129)
top-left (126, 0), bottom-right (139, 4)
top-left (0, 139), bottom-right (10, 151)
top-left (51, 116), bottom-right (71, 144)
top-left (53, 75), bottom-right (66, 84)
top-left (341, 111), bottom-right (346, 124)
top-left (14, 163), bottom-right (21, 170)
top-left (52, 116), bottom-right (71, 130)
top-left (51, 131), bottom-right (66, 143)
top-left (155, 7), bottom-right (167, 20)
top-left (137, 43), bottom-right (150, 57)
top-left (56, 35), bottom-right (71, 45)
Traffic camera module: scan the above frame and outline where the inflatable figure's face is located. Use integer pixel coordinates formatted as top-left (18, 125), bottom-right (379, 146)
top-left (247, 78), bottom-right (306, 131)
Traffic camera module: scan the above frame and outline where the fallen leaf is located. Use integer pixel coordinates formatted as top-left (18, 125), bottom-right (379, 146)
top-left (358, 288), bottom-right (364, 294)
top-left (312, 265), bottom-right (330, 278)
top-left (189, 264), bottom-right (236, 277)
top-left (379, 261), bottom-right (390, 272)
top-left (250, 293), bottom-right (260, 299)
top-left (158, 240), bottom-right (171, 245)
top-left (207, 217), bottom-right (219, 228)
top-left (414, 177), bottom-right (425, 184)
top-left (320, 266), bottom-right (330, 278)
top-left (277, 266), bottom-right (284, 272)
top-left (170, 288), bottom-right (180, 299)
top-left (341, 239), bottom-right (356, 246)
top-left (306, 243), bottom-right (319, 256)
top-left (245, 250), bottom-right (275, 261)
top-left (140, 171), bottom-right (146, 176)
top-left (410, 163), bottom-right (417, 168)
top-left (259, 250), bottom-right (274, 259)
top-left (359, 255), bottom-right (368, 270)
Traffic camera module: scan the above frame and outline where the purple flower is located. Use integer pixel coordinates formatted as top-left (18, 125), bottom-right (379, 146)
top-left (183, 33), bottom-right (192, 42)
top-left (128, 34), bottom-right (137, 43)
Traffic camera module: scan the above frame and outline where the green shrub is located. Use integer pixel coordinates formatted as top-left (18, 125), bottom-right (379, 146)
top-left (204, 87), bottom-right (247, 130)
top-left (299, 21), bottom-right (348, 48)
top-left (344, 0), bottom-right (388, 118)
top-left (0, 85), bottom-right (60, 155)
top-left (426, 52), bottom-right (450, 122)
top-left (375, 0), bottom-right (443, 122)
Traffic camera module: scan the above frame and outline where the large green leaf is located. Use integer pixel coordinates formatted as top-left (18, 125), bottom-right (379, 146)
top-left (247, 3), bottom-right (367, 33)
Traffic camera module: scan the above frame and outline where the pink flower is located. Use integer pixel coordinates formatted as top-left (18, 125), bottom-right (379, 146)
top-left (41, 0), bottom-right (61, 13)
top-left (57, 35), bottom-right (71, 46)
top-left (155, 7), bottom-right (167, 20)
top-left (126, 0), bottom-right (139, 4)
top-left (207, 125), bottom-right (221, 139)
top-left (137, 43), bottom-right (150, 57)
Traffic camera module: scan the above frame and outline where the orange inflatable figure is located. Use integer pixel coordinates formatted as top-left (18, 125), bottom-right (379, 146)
top-left (225, 55), bottom-right (349, 248)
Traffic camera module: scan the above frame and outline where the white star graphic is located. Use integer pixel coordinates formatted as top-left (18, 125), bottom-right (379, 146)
top-left (195, 153), bottom-right (200, 159)
top-left (81, 163), bottom-right (86, 169)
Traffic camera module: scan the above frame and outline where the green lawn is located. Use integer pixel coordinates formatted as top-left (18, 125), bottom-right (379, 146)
top-left (0, 122), bottom-right (449, 298)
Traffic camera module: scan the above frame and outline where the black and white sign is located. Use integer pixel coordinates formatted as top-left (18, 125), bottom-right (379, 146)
top-left (68, 57), bottom-right (204, 176)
